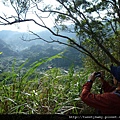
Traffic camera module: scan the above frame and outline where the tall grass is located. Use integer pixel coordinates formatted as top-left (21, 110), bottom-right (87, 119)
top-left (0, 53), bottom-right (95, 114)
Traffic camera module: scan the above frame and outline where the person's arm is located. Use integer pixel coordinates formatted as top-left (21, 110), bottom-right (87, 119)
top-left (80, 72), bottom-right (112, 111)
top-left (80, 80), bottom-right (112, 112)
top-left (100, 78), bottom-right (116, 92)
top-left (98, 71), bottom-right (116, 92)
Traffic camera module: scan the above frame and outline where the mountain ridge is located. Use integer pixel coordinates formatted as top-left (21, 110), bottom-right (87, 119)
top-left (0, 29), bottom-right (76, 51)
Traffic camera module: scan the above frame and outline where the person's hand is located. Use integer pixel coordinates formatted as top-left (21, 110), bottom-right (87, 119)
top-left (88, 72), bottom-right (96, 82)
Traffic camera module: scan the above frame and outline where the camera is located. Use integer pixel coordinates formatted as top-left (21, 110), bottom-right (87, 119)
top-left (95, 72), bottom-right (101, 78)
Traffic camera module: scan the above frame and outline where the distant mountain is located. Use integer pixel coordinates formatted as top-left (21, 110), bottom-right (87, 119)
top-left (0, 39), bottom-right (18, 57)
top-left (0, 30), bottom-right (46, 51)
top-left (0, 29), bottom-right (76, 51)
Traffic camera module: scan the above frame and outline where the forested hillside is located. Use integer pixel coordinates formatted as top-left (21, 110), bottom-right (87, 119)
top-left (0, 37), bottom-right (82, 72)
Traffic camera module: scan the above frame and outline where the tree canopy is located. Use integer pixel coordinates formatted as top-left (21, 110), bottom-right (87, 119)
top-left (0, 0), bottom-right (120, 72)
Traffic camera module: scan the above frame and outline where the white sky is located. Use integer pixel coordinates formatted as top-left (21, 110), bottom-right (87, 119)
top-left (0, 0), bottom-right (58, 32)
top-left (0, 0), bottom-right (101, 32)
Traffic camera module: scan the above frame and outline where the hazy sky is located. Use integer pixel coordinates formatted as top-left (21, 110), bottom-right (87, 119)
top-left (0, 0), bottom-right (58, 32)
top-left (0, 0), bottom-right (99, 32)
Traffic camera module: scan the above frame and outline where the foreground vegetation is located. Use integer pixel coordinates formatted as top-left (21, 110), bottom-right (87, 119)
top-left (0, 40), bottom-right (112, 115)
top-left (0, 53), bottom-right (100, 114)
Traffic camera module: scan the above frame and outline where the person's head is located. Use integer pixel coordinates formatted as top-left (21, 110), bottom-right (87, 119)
top-left (110, 65), bottom-right (120, 85)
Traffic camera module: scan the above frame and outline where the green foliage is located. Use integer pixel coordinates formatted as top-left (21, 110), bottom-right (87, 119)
top-left (52, 0), bottom-right (120, 71)
top-left (0, 53), bottom-right (63, 113)
top-left (82, 29), bottom-right (120, 71)
top-left (0, 54), bottom-right (96, 114)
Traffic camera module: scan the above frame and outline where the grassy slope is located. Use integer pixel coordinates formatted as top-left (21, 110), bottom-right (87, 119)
top-left (0, 54), bottom-right (95, 114)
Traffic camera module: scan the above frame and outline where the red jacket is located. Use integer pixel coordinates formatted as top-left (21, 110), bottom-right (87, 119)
top-left (80, 80), bottom-right (120, 114)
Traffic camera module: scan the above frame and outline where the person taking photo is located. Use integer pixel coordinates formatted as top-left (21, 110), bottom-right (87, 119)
top-left (80, 65), bottom-right (120, 114)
